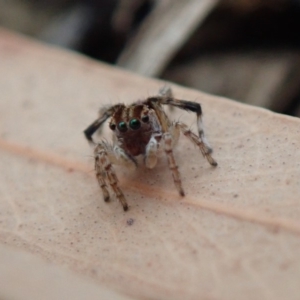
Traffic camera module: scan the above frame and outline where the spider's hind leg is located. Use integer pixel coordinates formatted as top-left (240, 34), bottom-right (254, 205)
top-left (174, 121), bottom-right (217, 167)
top-left (150, 95), bottom-right (217, 165)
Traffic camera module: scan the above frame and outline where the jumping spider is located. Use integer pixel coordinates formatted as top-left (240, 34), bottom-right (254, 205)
top-left (84, 87), bottom-right (217, 211)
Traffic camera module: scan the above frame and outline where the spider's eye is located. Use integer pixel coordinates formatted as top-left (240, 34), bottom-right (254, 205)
top-left (129, 119), bottom-right (141, 130)
top-left (109, 123), bottom-right (116, 131)
top-left (118, 121), bottom-right (127, 132)
top-left (141, 115), bottom-right (149, 123)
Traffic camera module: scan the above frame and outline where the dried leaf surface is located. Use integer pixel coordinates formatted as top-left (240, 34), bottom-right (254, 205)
top-left (0, 244), bottom-right (131, 300)
top-left (1, 29), bottom-right (300, 300)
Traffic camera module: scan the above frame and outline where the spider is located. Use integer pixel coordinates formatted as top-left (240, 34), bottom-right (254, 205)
top-left (84, 87), bottom-right (217, 211)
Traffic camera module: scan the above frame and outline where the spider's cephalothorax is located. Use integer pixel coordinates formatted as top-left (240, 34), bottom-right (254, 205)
top-left (84, 87), bottom-right (217, 211)
top-left (109, 103), bottom-right (162, 157)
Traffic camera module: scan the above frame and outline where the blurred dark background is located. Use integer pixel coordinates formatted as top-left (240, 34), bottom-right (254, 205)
top-left (1, 0), bottom-right (300, 116)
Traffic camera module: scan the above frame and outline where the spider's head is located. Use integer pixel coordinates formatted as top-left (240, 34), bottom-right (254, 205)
top-left (109, 104), bottom-right (152, 136)
top-left (109, 103), bottom-right (156, 156)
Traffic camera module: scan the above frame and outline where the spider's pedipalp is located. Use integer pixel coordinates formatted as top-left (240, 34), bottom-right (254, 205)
top-left (112, 145), bottom-right (137, 170)
top-left (145, 136), bottom-right (158, 169)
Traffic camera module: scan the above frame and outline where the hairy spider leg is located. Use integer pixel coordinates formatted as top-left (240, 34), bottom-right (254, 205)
top-left (94, 143), bottom-right (129, 211)
top-left (173, 121), bottom-right (217, 166)
top-left (146, 96), bottom-right (217, 166)
top-left (84, 104), bottom-right (124, 143)
top-left (163, 131), bottom-right (185, 196)
top-left (146, 99), bottom-right (185, 196)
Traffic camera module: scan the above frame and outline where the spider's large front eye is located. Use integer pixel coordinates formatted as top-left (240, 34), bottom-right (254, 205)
top-left (129, 118), bottom-right (141, 130)
top-left (118, 121), bottom-right (127, 132)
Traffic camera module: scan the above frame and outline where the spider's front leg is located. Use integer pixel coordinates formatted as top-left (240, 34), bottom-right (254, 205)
top-left (94, 142), bottom-right (130, 211)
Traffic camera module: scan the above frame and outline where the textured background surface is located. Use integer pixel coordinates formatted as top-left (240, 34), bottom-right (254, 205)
top-left (1, 28), bottom-right (300, 300)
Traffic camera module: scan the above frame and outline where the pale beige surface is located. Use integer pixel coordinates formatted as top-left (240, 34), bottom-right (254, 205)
top-left (1, 28), bottom-right (300, 300)
top-left (0, 244), bottom-right (132, 300)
